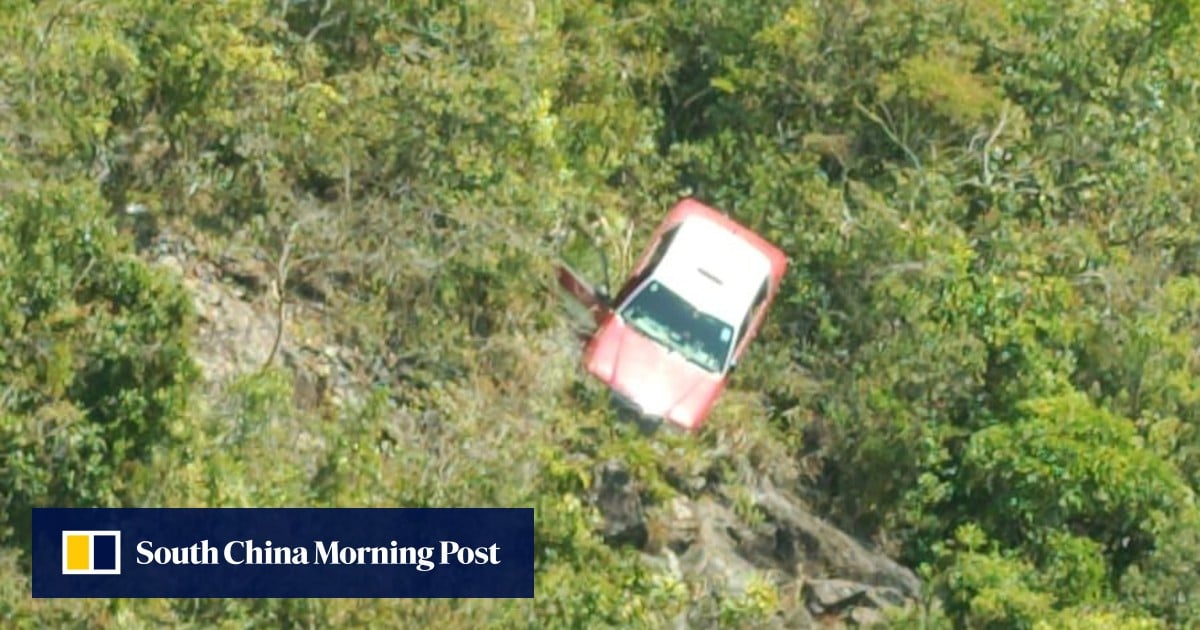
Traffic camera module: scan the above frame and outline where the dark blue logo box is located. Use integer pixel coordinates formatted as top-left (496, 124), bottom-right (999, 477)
top-left (33, 508), bottom-right (534, 598)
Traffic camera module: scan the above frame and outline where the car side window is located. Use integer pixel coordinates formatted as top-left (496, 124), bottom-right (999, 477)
top-left (619, 224), bottom-right (681, 301)
top-left (736, 277), bottom-right (770, 347)
top-left (644, 224), bottom-right (680, 272)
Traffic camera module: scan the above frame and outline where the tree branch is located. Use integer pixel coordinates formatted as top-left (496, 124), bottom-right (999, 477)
top-left (260, 221), bottom-right (301, 374)
top-left (854, 98), bottom-right (921, 170)
top-left (980, 105), bottom-right (1010, 187)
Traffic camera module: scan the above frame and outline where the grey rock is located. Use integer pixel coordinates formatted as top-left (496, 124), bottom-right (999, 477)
top-left (804, 578), bottom-right (868, 613)
top-left (866, 585), bottom-right (910, 609)
top-left (753, 479), bottom-right (922, 598)
top-left (644, 479), bottom-right (921, 627)
top-left (850, 605), bottom-right (887, 627)
top-left (661, 496), bottom-right (700, 553)
top-left (592, 460), bottom-right (648, 548)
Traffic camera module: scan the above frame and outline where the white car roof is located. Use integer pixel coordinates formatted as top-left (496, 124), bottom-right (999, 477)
top-left (647, 216), bottom-right (772, 325)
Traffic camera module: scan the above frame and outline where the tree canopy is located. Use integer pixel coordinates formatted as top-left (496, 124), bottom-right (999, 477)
top-left (2, 0), bottom-right (1199, 627)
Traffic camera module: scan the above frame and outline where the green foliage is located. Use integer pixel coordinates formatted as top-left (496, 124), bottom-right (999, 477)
top-left (960, 392), bottom-right (1191, 568)
top-left (939, 544), bottom-right (1055, 627)
top-left (929, 524), bottom-right (1165, 629)
top-left (4, 0), bottom-right (1200, 626)
top-left (0, 174), bottom-right (195, 532)
top-left (717, 575), bottom-right (781, 627)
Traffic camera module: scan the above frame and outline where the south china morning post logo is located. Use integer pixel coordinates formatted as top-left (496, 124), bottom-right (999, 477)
top-left (61, 531), bottom-right (121, 575)
top-left (61, 529), bottom-right (502, 573)
top-left (33, 508), bottom-right (534, 598)
top-left (133, 537), bottom-right (500, 571)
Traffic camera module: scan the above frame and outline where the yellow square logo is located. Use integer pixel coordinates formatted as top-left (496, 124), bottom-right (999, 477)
top-left (61, 531), bottom-right (121, 575)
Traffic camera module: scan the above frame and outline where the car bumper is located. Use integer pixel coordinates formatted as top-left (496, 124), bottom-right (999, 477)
top-left (609, 390), bottom-right (649, 416)
top-left (608, 390), bottom-right (672, 433)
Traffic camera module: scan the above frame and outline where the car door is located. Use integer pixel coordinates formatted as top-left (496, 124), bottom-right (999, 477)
top-left (555, 264), bottom-right (610, 326)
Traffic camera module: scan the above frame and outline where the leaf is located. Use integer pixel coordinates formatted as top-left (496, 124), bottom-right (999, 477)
top-left (709, 76), bottom-right (737, 94)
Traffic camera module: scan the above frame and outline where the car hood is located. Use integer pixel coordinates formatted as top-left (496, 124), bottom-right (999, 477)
top-left (585, 317), bottom-right (725, 430)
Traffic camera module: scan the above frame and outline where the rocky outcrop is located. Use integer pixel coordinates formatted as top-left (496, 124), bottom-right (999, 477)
top-left (592, 460), bottom-right (649, 548)
top-left (143, 228), bottom-right (360, 409)
top-left (140, 228), bottom-right (368, 478)
top-left (593, 460), bottom-right (920, 628)
top-left (751, 479), bottom-right (921, 597)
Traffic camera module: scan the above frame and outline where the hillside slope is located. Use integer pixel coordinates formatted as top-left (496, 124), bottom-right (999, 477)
top-left (3, 1), bottom-right (1200, 627)
top-left (154, 226), bottom-right (925, 627)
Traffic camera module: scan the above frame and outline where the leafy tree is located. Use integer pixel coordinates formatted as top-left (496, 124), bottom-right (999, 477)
top-left (4, 0), bottom-right (1200, 626)
top-left (0, 172), bottom-right (195, 545)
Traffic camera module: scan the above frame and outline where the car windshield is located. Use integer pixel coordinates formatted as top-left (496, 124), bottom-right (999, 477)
top-left (618, 280), bottom-right (735, 373)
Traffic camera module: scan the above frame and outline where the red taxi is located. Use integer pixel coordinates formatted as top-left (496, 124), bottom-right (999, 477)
top-left (558, 198), bottom-right (787, 431)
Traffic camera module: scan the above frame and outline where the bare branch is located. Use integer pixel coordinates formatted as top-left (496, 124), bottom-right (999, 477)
top-left (71, 256), bottom-right (97, 294)
top-left (980, 105), bottom-right (1011, 187)
top-left (854, 99), bottom-right (921, 170)
top-left (865, 261), bottom-right (932, 282)
top-left (260, 221), bottom-right (302, 373)
top-left (304, 0), bottom-right (339, 44)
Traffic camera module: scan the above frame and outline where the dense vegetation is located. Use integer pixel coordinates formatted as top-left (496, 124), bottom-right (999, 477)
top-left (3, 0), bottom-right (1199, 626)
